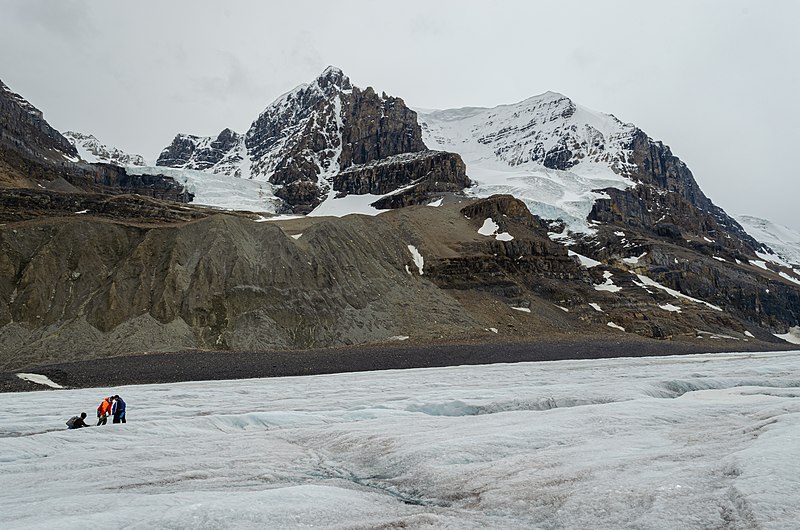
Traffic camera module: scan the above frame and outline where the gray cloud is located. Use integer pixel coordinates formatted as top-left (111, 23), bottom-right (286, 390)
top-left (0, 0), bottom-right (797, 229)
top-left (12, 0), bottom-right (95, 42)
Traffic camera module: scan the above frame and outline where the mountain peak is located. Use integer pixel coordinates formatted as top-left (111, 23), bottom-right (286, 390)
top-left (540, 90), bottom-right (568, 100)
top-left (314, 65), bottom-right (352, 91)
top-left (517, 90), bottom-right (573, 111)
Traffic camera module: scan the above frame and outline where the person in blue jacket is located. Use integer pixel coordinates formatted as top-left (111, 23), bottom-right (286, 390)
top-left (111, 395), bottom-right (126, 424)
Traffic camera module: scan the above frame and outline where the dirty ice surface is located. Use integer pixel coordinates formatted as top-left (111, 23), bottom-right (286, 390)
top-left (1, 351), bottom-right (799, 529)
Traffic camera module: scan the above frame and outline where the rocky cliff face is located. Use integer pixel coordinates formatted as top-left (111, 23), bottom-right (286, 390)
top-left (589, 185), bottom-right (757, 256)
top-left (607, 130), bottom-right (760, 251)
top-left (334, 150), bottom-right (471, 209)
top-left (0, 188), bottom-right (205, 225)
top-left (427, 197), bottom-right (590, 299)
top-left (0, 80), bottom-right (78, 166)
top-left (0, 78), bottom-right (191, 202)
top-left (244, 67), bottom-right (426, 183)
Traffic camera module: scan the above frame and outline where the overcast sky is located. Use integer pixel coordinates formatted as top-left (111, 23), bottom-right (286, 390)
top-left (1, 0), bottom-right (797, 229)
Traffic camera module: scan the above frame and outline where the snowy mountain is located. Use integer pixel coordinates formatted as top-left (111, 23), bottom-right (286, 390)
top-left (153, 72), bottom-right (752, 249)
top-left (63, 131), bottom-right (146, 167)
top-left (736, 215), bottom-right (800, 267)
top-left (421, 91), bottom-right (637, 173)
top-left (420, 93), bottom-right (637, 230)
top-left (418, 93), bottom-right (752, 249)
top-left (155, 67), bottom-right (466, 214)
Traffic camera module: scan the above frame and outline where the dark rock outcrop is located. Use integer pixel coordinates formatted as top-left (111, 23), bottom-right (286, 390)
top-left (589, 184), bottom-right (757, 256)
top-left (426, 196), bottom-right (590, 307)
top-left (0, 188), bottom-right (205, 224)
top-left (333, 150), bottom-right (471, 209)
top-left (620, 130), bottom-right (758, 248)
top-left (84, 163), bottom-right (194, 202)
top-left (273, 181), bottom-right (321, 214)
top-left (338, 86), bottom-right (427, 167)
top-left (156, 134), bottom-right (200, 167)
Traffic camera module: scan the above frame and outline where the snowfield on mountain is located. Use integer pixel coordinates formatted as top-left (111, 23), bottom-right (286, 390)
top-left (418, 92), bottom-right (638, 232)
top-left (735, 215), bottom-right (800, 268)
top-left (2, 351), bottom-right (799, 528)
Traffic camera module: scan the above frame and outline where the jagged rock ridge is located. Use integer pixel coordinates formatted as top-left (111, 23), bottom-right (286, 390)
top-left (63, 131), bottom-right (146, 167)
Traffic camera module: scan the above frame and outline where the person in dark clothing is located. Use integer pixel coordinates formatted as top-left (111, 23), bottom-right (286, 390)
top-left (66, 412), bottom-right (90, 429)
top-left (111, 395), bottom-right (126, 424)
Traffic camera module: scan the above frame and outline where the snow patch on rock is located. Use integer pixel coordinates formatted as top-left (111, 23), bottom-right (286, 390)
top-left (774, 326), bottom-right (800, 345)
top-left (594, 271), bottom-right (622, 293)
top-left (635, 274), bottom-right (722, 311)
top-left (478, 218), bottom-right (500, 236)
top-left (407, 245), bottom-right (424, 275)
top-left (569, 251), bottom-right (600, 268)
top-left (16, 373), bottom-right (64, 389)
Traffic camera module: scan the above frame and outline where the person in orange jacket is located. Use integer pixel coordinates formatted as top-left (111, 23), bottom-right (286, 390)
top-left (97, 396), bottom-right (113, 425)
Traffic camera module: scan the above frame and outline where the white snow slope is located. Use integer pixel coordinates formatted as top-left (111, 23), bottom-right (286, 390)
top-left (127, 165), bottom-right (399, 216)
top-left (2, 351), bottom-right (799, 528)
top-left (127, 165), bottom-right (282, 213)
top-left (736, 214), bottom-right (800, 267)
top-left (419, 92), bottom-right (638, 232)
